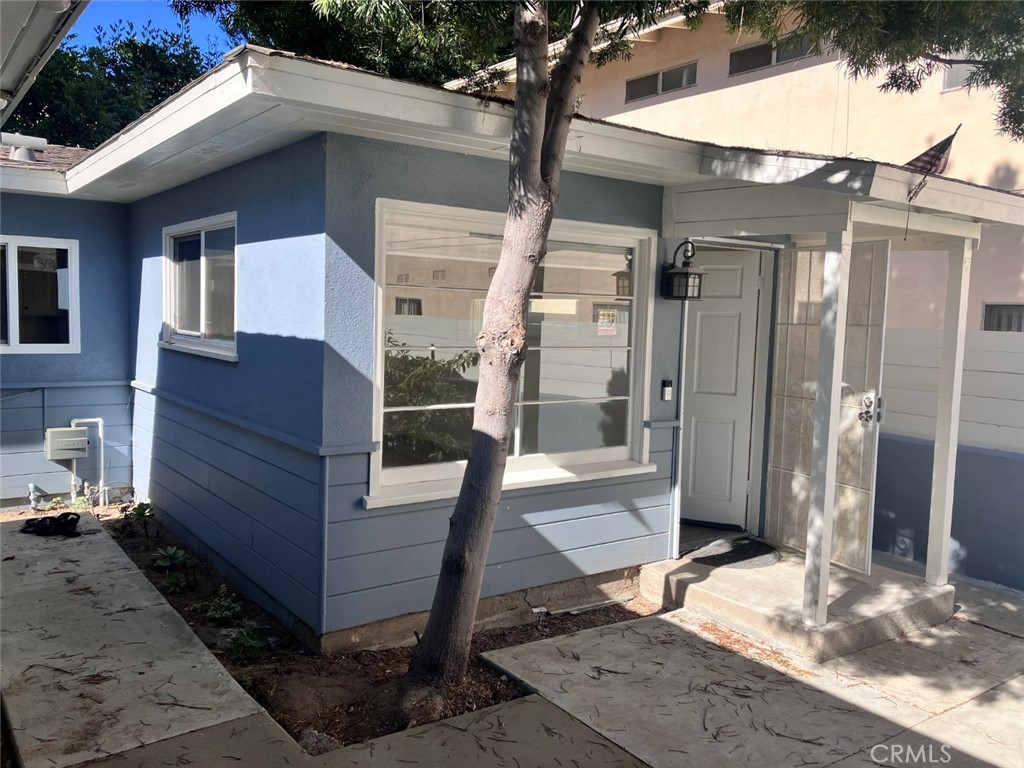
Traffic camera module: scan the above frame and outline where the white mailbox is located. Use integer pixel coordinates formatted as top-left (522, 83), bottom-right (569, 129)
top-left (45, 427), bottom-right (89, 461)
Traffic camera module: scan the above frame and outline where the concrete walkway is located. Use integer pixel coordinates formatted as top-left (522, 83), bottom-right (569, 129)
top-left (0, 514), bottom-right (298, 768)
top-left (485, 588), bottom-right (1024, 768)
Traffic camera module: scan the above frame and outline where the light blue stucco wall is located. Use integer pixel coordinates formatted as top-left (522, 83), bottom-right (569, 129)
top-left (1, 193), bottom-right (132, 503)
top-left (321, 133), bottom-right (682, 633)
top-left (128, 137), bottom-right (331, 633)
top-left (129, 135), bottom-right (328, 446)
top-left (1, 193), bottom-right (130, 383)
top-left (322, 132), bottom-right (676, 448)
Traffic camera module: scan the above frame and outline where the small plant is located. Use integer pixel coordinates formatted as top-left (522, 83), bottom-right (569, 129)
top-left (71, 495), bottom-right (93, 511)
top-left (204, 585), bottom-right (242, 623)
top-left (154, 545), bottom-right (188, 570)
top-left (230, 627), bottom-right (269, 661)
top-left (45, 497), bottom-right (69, 511)
top-left (163, 572), bottom-right (187, 594)
top-left (125, 502), bottom-right (154, 537)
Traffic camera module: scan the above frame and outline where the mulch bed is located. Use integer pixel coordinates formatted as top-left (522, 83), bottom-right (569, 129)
top-left (97, 506), bottom-right (663, 752)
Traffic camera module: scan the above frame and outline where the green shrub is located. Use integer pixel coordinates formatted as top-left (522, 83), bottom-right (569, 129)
top-left (163, 572), bottom-right (187, 594)
top-left (205, 585), bottom-right (242, 622)
top-left (230, 627), bottom-right (268, 661)
top-left (154, 545), bottom-right (188, 570)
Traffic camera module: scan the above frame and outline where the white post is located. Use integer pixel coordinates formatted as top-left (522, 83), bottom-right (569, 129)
top-left (925, 239), bottom-right (973, 586)
top-left (802, 229), bottom-right (852, 627)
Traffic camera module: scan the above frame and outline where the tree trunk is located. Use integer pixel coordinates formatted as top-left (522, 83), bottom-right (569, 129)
top-left (405, 0), bottom-right (601, 693)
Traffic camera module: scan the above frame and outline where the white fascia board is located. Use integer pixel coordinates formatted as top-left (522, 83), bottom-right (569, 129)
top-left (0, 165), bottom-right (67, 196)
top-left (251, 52), bottom-right (705, 185)
top-left (698, 145), bottom-right (876, 195)
top-left (866, 166), bottom-right (1024, 226)
top-left (64, 60), bottom-right (253, 195)
top-left (698, 142), bottom-right (1024, 226)
top-left (850, 202), bottom-right (982, 240)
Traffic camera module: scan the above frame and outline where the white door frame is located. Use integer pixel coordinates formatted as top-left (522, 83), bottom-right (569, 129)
top-left (669, 239), bottom-right (776, 556)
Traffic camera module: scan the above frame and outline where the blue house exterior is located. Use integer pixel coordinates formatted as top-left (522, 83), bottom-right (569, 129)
top-left (2, 45), bottom-right (1020, 648)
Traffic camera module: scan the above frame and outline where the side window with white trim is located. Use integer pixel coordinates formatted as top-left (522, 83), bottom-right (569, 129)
top-left (162, 214), bottom-right (237, 359)
top-left (0, 236), bottom-right (80, 354)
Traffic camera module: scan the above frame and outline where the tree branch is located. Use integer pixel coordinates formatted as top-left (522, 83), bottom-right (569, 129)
top-left (920, 53), bottom-right (982, 67)
top-left (540, 1), bottom-right (601, 188)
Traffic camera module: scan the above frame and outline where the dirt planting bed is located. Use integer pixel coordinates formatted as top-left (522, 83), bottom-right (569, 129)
top-left (69, 506), bottom-right (665, 752)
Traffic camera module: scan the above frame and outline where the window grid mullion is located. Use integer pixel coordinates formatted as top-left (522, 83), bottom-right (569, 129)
top-left (9, 244), bottom-right (21, 346)
top-left (199, 230), bottom-right (207, 340)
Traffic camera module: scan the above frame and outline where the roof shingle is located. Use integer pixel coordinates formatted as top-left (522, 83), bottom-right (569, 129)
top-left (0, 144), bottom-right (92, 171)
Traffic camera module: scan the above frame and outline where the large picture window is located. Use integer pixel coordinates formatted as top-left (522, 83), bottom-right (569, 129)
top-left (162, 214), bottom-right (237, 359)
top-left (0, 236), bottom-right (80, 354)
top-left (373, 201), bottom-right (654, 500)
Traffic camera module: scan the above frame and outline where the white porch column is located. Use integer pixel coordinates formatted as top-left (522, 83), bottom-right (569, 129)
top-left (802, 229), bottom-right (852, 627)
top-left (925, 239), bottom-right (973, 586)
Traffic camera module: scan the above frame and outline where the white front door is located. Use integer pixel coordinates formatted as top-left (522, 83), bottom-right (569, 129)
top-left (679, 248), bottom-right (764, 529)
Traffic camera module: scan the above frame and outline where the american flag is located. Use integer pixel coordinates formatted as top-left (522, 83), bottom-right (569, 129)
top-left (905, 125), bottom-right (961, 176)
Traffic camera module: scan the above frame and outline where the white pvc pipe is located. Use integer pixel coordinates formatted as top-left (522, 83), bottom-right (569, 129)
top-left (71, 417), bottom-right (105, 506)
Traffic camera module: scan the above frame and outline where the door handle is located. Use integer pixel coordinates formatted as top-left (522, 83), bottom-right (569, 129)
top-left (858, 393), bottom-right (883, 425)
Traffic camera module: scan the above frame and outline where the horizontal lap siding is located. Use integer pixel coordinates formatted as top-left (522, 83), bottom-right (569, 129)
top-left (1, 385), bottom-right (132, 502)
top-left (324, 428), bottom-right (674, 631)
top-left (882, 329), bottom-right (1024, 453)
top-left (133, 390), bottom-right (321, 628)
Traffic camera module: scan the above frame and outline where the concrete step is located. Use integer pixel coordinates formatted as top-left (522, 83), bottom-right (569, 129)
top-left (640, 549), bottom-right (955, 662)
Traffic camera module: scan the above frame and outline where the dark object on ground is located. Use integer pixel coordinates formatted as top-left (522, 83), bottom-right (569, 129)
top-left (20, 512), bottom-right (81, 538)
top-left (687, 536), bottom-right (781, 569)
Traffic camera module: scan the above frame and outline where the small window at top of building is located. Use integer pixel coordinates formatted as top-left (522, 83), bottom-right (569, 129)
top-left (625, 63), bottom-right (697, 104)
top-left (625, 73), bottom-right (660, 102)
top-left (943, 62), bottom-right (976, 91)
top-left (984, 304), bottom-right (1024, 332)
top-left (729, 42), bottom-right (773, 75)
top-left (730, 36), bottom-right (813, 76)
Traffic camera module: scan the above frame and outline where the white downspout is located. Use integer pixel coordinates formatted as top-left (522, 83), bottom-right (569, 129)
top-left (70, 417), bottom-right (105, 506)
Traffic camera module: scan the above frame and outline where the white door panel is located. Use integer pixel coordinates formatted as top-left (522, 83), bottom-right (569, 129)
top-left (680, 248), bottom-right (763, 528)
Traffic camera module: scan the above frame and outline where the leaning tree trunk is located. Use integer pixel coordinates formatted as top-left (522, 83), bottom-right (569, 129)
top-left (405, 0), bottom-right (601, 691)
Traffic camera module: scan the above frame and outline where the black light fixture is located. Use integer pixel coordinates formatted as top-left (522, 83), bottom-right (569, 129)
top-left (614, 252), bottom-right (633, 297)
top-left (661, 238), bottom-right (704, 300)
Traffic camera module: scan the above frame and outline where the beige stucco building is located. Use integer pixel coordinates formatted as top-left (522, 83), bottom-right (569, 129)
top-left (473, 11), bottom-right (1023, 335)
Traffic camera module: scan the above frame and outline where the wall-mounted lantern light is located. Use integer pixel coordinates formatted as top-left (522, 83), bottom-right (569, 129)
top-left (614, 252), bottom-right (633, 297)
top-left (660, 239), bottom-right (704, 300)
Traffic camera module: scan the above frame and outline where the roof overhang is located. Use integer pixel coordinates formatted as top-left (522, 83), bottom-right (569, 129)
top-left (3, 46), bottom-right (1022, 231)
top-left (0, 0), bottom-right (88, 126)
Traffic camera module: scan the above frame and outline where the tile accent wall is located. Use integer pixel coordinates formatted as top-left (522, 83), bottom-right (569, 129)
top-left (765, 242), bottom-right (888, 570)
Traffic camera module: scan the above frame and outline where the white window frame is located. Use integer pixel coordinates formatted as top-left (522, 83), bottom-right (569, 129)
top-left (0, 235), bottom-right (81, 355)
top-left (941, 61), bottom-right (976, 92)
top-left (728, 37), bottom-right (813, 77)
top-left (160, 212), bottom-right (238, 362)
top-left (367, 199), bottom-right (657, 508)
top-left (624, 61), bottom-right (698, 103)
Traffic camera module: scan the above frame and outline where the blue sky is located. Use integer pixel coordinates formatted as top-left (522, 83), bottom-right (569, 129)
top-left (70, 0), bottom-right (233, 55)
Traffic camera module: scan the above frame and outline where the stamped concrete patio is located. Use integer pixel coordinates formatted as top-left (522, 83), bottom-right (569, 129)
top-left (484, 584), bottom-right (1024, 768)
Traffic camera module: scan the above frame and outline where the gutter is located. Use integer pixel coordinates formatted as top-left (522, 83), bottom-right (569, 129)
top-left (1, 0), bottom-right (89, 127)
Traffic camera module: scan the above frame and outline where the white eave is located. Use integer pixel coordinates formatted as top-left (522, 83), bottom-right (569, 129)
top-left (2, 45), bottom-right (1021, 230)
top-left (0, 163), bottom-right (67, 195)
